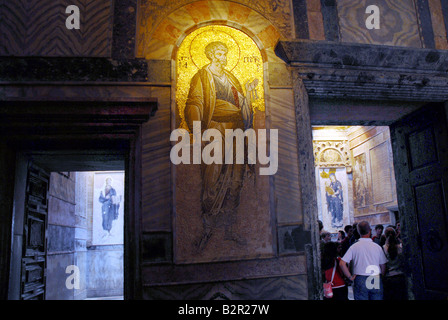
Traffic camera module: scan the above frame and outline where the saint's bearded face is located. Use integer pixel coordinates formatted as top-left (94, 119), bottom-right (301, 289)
top-left (212, 49), bottom-right (227, 68)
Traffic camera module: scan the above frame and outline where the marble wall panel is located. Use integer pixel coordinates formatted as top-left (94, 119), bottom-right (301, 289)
top-left (0, 0), bottom-right (113, 57)
top-left (349, 126), bottom-right (397, 223)
top-left (46, 253), bottom-right (75, 300)
top-left (86, 245), bottom-right (124, 297)
top-left (278, 225), bottom-right (311, 253)
top-left (143, 255), bottom-right (307, 286)
top-left (0, 85), bottom-right (154, 101)
top-left (428, 0), bottom-right (448, 49)
top-left (337, 0), bottom-right (422, 47)
top-left (141, 86), bottom-right (172, 232)
top-left (49, 172), bottom-right (76, 204)
top-left (48, 197), bottom-right (76, 227)
top-left (47, 225), bottom-right (75, 253)
top-left (305, 0), bottom-right (325, 40)
top-left (143, 274), bottom-right (308, 300)
top-left (370, 142), bottom-right (394, 204)
top-left (268, 88), bottom-right (302, 225)
top-left (73, 250), bottom-right (87, 300)
top-left (273, 120), bottom-right (302, 225)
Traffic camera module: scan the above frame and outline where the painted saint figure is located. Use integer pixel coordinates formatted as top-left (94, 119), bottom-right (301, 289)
top-left (99, 176), bottom-right (120, 237)
top-left (184, 41), bottom-right (257, 251)
top-left (325, 173), bottom-right (344, 228)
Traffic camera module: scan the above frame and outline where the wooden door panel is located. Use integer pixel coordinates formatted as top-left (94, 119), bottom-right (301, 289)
top-left (407, 126), bottom-right (438, 170)
top-left (390, 103), bottom-right (448, 300)
top-left (21, 164), bottom-right (49, 300)
top-left (414, 182), bottom-right (448, 292)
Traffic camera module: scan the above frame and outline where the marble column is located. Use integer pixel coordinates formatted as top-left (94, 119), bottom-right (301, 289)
top-left (291, 70), bottom-right (322, 300)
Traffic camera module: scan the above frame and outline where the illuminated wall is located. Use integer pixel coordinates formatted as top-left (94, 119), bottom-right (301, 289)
top-left (140, 3), bottom-right (307, 299)
top-left (313, 126), bottom-right (399, 235)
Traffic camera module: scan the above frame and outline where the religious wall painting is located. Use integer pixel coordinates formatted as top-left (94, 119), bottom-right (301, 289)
top-left (174, 25), bottom-right (273, 264)
top-left (313, 141), bottom-right (351, 233)
top-left (353, 153), bottom-right (369, 209)
top-left (92, 171), bottom-right (124, 245)
top-left (176, 25), bottom-right (265, 129)
top-left (318, 168), bottom-right (350, 234)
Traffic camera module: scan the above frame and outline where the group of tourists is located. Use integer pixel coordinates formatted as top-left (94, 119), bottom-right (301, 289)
top-left (319, 220), bottom-right (407, 300)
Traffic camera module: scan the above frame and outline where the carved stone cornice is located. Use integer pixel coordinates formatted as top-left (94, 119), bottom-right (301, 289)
top-left (0, 97), bottom-right (158, 152)
top-left (275, 40), bottom-right (448, 102)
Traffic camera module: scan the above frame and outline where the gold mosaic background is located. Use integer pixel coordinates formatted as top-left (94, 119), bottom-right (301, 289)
top-left (176, 25), bottom-right (265, 130)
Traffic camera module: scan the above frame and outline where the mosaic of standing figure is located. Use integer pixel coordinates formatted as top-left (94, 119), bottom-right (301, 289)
top-left (174, 25), bottom-right (273, 263)
top-left (184, 40), bottom-right (259, 251)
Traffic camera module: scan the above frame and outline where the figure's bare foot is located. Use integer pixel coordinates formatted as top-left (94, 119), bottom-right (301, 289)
top-left (194, 231), bottom-right (212, 252)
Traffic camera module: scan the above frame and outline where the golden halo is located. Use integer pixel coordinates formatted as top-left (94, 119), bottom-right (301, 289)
top-left (189, 27), bottom-right (240, 72)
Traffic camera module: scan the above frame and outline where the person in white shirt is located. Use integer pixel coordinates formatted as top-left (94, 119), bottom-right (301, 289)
top-left (339, 221), bottom-right (387, 300)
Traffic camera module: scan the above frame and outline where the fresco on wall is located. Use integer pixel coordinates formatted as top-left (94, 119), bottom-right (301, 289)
top-left (92, 171), bottom-right (124, 245)
top-left (353, 153), bottom-right (369, 208)
top-left (174, 25), bottom-right (273, 264)
top-left (318, 168), bottom-right (350, 233)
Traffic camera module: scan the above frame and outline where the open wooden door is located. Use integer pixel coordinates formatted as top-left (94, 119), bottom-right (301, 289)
top-left (20, 163), bottom-right (50, 300)
top-left (390, 103), bottom-right (448, 300)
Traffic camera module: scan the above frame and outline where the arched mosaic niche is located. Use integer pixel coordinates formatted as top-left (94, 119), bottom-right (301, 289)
top-left (138, 1), bottom-right (298, 264)
top-left (176, 24), bottom-right (265, 130)
top-left (313, 140), bottom-right (352, 234)
top-left (173, 24), bottom-right (273, 264)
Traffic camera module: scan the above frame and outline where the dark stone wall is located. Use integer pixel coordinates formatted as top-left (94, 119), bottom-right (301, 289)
top-left (0, 57), bottom-right (149, 82)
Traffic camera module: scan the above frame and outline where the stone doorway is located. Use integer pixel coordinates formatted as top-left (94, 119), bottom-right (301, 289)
top-left (8, 153), bottom-right (128, 300)
top-left (312, 125), bottom-right (400, 300)
top-left (2, 98), bottom-right (157, 300)
top-left (312, 125), bottom-right (398, 240)
top-left (310, 102), bottom-right (448, 300)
